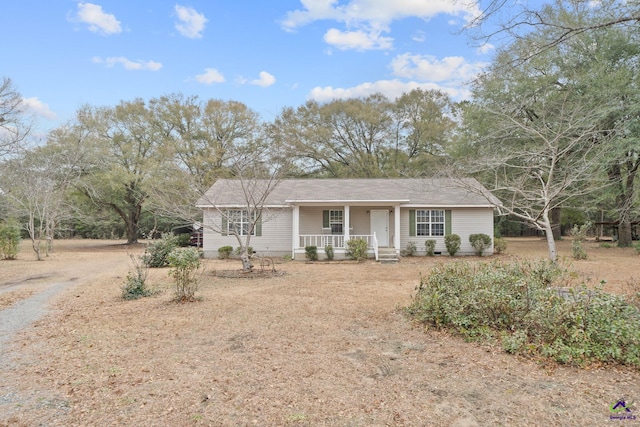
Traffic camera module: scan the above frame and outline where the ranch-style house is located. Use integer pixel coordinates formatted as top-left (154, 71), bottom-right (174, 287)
top-left (196, 178), bottom-right (501, 260)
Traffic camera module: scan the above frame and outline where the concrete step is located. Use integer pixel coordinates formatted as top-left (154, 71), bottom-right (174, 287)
top-left (377, 248), bottom-right (399, 263)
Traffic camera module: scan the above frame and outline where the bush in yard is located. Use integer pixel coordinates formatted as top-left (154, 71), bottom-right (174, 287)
top-left (493, 237), bottom-right (507, 254)
top-left (425, 240), bottom-right (436, 256)
top-left (346, 238), bottom-right (368, 261)
top-left (401, 241), bottom-right (417, 257)
top-left (444, 234), bottom-right (461, 256)
top-left (571, 222), bottom-right (591, 260)
top-left (405, 259), bottom-right (640, 367)
top-left (121, 254), bottom-right (155, 300)
top-left (469, 233), bottom-right (492, 256)
top-left (324, 244), bottom-right (334, 260)
top-left (168, 247), bottom-right (202, 302)
top-left (218, 245), bottom-right (233, 259)
top-left (142, 233), bottom-right (179, 267)
top-left (176, 233), bottom-right (191, 247)
top-left (305, 245), bottom-right (318, 261)
top-left (0, 221), bottom-right (21, 260)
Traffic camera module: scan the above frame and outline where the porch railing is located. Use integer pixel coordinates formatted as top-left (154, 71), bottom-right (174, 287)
top-left (299, 234), bottom-right (373, 249)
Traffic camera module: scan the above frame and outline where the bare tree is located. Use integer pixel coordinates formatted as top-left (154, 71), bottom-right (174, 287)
top-left (467, 0), bottom-right (640, 63)
top-left (0, 146), bottom-right (79, 260)
top-left (458, 93), bottom-right (611, 261)
top-left (195, 139), bottom-right (291, 272)
top-left (0, 77), bottom-right (31, 159)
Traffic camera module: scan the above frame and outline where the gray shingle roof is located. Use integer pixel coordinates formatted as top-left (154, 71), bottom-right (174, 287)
top-left (197, 178), bottom-right (500, 208)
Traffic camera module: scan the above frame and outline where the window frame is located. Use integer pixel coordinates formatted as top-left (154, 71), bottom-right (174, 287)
top-left (226, 209), bottom-right (255, 236)
top-left (329, 209), bottom-right (343, 235)
top-left (416, 209), bottom-right (445, 237)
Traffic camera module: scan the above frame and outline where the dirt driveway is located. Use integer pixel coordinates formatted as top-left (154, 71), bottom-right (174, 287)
top-left (0, 238), bottom-right (639, 426)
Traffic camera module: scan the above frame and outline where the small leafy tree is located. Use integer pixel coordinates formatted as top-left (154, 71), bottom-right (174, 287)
top-left (425, 240), bottom-right (436, 256)
top-left (469, 233), bottom-right (492, 256)
top-left (346, 238), bottom-right (369, 261)
top-left (493, 237), bottom-right (507, 254)
top-left (167, 247), bottom-right (202, 302)
top-left (121, 254), bottom-right (154, 300)
top-left (142, 233), bottom-right (179, 268)
top-left (444, 234), bottom-right (461, 256)
top-left (0, 221), bottom-right (21, 260)
top-left (571, 222), bottom-right (591, 260)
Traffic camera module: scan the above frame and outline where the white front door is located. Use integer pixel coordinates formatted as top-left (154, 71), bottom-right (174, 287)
top-left (370, 210), bottom-right (389, 247)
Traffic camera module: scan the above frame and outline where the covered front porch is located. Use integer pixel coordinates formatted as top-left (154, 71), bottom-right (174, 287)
top-left (290, 203), bottom-right (403, 260)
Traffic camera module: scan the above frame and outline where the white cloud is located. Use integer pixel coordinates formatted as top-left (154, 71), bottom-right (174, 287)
top-left (250, 71), bottom-right (276, 87)
top-left (281, 0), bottom-right (483, 51)
top-left (195, 68), bottom-right (225, 84)
top-left (324, 27), bottom-right (392, 50)
top-left (74, 2), bottom-right (121, 35)
top-left (175, 5), bottom-right (208, 39)
top-left (20, 97), bottom-right (57, 120)
top-left (309, 79), bottom-right (471, 103)
top-left (476, 42), bottom-right (495, 54)
top-left (92, 56), bottom-right (162, 71)
top-left (390, 53), bottom-right (486, 82)
top-left (282, 0), bottom-right (482, 30)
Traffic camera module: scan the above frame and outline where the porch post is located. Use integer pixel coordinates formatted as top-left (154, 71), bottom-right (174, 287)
top-left (344, 205), bottom-right (350, 246)
top-left (292, 205), bottom-right (300, 259)
top-left (394, 205), bottom-right (401, 256)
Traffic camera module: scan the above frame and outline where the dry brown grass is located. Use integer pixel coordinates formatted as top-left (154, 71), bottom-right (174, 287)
top-left (0, 237), bottom-right (638, 426)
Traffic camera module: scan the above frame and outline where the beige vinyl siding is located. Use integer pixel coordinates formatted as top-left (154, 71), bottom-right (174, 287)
top-left (399, 207), bottom-right (494, 256)
top-left (202, 208), bottom-right (292, 258)
top-left (451, 208), bottom-right (495, 255)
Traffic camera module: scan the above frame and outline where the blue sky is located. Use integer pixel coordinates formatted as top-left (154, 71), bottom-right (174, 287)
top-left (2, 1), bottom-right (496, 133)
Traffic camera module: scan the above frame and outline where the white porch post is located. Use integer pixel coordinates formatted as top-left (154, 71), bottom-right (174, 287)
top-left (292, 205), bottom-right (300, 259)
top-left (394, 205), bottom-right (401, 255)
top-left (344, 205), bottom-right (350, 247)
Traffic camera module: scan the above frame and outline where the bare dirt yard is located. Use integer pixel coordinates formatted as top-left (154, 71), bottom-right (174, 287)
top-left (0, 237), bottom-right (639, 426)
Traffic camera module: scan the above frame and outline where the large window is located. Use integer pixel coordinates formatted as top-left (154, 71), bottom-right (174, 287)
top-left (226, 209), bottom-right (254, 236)
top-left (329, 210), bottom-right (343, 234)
top-left (416, 209), bottom-right (444, 237)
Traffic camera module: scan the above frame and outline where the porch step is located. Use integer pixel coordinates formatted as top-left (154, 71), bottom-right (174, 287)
top-left (377, 247), bottom-right (399, 264)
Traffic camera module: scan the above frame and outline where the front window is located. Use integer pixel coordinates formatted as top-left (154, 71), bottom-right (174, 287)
top-left (227, 209), bottom-right (254, 236)
top-left (329, 210), bottom-right (343, 234)
top-left (416, 209), bottom-right (444, 237)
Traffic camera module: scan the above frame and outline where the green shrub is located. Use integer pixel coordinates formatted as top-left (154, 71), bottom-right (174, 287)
top-left (633, 242), bottom-right (640, 254)
top-left (142, 233), bottom-right (180, 267)
top-left (599, 242), bottom-right (612, 249)
top-left (401, 241), bottom-right (417, 257)
top-left (121, 254), bottom-right (155, 300)
top-left (494, 237), bottom-right (507, 254)
top-left (425, 240), bottom-right (436, 256)
top-left (324, 244), bottom-right (334, 260)
top-left (0, 221), bottom-right (21, 260)
top-left (176, 233), bottom-right (191, 247)
top-left (444, 234), bottom-right (461, 256)
top-left (469, 233), bottom-right (492, 256)
top-left (167, 247), bottom-right (202, 302)
top-left (218, 245), bottom-right (233, 259)
top-left (406, 260), bottom-right (640, 367)
top-left (571, 222), bottom-right (591, 260)
top-left (305, 245), bottom-right (318, 261)
top-left (346, 238), bottom-right (368, 261)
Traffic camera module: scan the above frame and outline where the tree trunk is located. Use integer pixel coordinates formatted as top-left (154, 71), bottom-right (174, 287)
top-left (240, 252), bottom-right (253, 272)
top-left (618, 219), bottom-right (632, 248)
top-left (551, 207), bottom-right (562, 240)
top-left (542, 210), bottom-right (558, 262)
